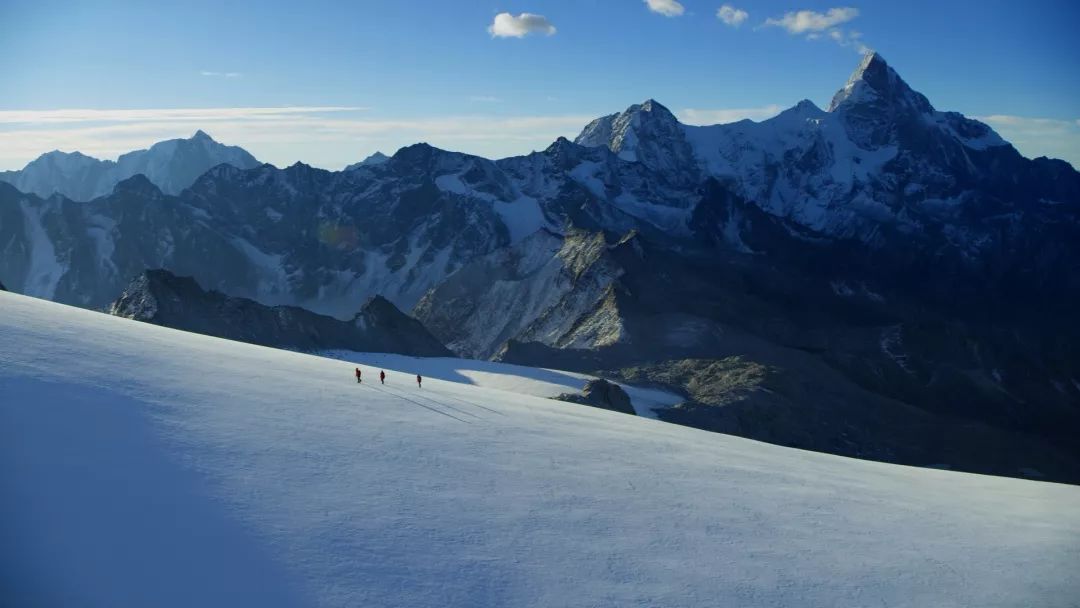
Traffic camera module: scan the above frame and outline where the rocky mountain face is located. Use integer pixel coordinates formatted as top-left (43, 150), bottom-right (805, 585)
top-left (0, 130), bottom-right (260, 201)
top-left (109, 269), bottom-right (450, 357)
top-left (0, 145), bottom-right (521, 315)
top-left (2, 52), bottom-right (1079, 481)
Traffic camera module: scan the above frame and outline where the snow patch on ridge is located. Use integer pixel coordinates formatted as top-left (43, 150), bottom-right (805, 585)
top-left (434, 174), bottom-right (468, 195)
top-left (19, 201), bottom-right (65, 299)
top-left (494, 196), bottom-right (547, 243)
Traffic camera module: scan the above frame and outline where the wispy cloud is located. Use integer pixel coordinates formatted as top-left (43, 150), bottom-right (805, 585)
top-left (763, 7), bottom-right (867, 53)
top-left (976, 114), bottom-right (1080, 168)
top-left (828, 29), bottom-right (870, 54)
top-left (678, 104), bottom-right (785, 125)
top-left (0, 107), bottom-right (367, 125)
top-left (469, 96), bottom-right (503, 103)
top-left (644, 0), bottom-right (684, 17)
top-left (717, 5), bottom-right (749, 27)
top-left (764, 7), bottom-right (859, 33)
top-left (0, 108), bottom-right (594, 170)
top-left (200, 71), bottom-right (242, 79)
top-left (488, 12), bottom-right (556, 38)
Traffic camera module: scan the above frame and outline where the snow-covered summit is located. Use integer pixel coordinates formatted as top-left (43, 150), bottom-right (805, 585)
top-left (0, 130), bottom-right (260, 201)
top-left (574, 98), bottom-right (699, 185)
top-left (828, 51), bottom-right (932, 114)
top-left (575, 99), bottom-right (680, 154)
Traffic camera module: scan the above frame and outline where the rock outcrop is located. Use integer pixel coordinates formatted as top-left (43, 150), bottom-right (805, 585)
top-left (555, 379), bottom-right (635, 416)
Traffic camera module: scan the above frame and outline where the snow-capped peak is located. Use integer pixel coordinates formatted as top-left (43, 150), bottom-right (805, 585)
top-left (828, 51), bottom-right (933, 114)
top-left (574, 99), bottom-right (680, 156)
top-left (573, 98), bottom-right (698, 182)
top-left (774, 99), bottom-right (826, 124)
top-left (636, 99), bottom-right (677, 119)
top-left (34, 150), bottom-right (101, 172)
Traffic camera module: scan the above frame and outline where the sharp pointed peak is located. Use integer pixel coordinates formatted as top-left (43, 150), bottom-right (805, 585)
top-left (781, 99), bottom-right (825, 116)
top-left (829, 50), bottom-right (932, 113)
top-left (191, 129), bottom-right (214, 141)
top-left (546, 136), bottom-right (575, 150)
top-left (853, 51), bottom-right (886, 74)
top-left (631, 98), bottom-right (675, 117)
top-left (840, 51), bottom-right (893, 91)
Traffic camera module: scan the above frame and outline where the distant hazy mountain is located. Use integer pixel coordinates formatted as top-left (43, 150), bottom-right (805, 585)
top-left (345, 151), bottom-right (390, 171)
top-left (0, 130), bottom-right (260, 201)
top-left (110, 269), bottom-right (451, 357)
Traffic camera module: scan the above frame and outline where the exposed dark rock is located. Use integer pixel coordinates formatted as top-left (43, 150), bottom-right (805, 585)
top-left (555, 379), bottom-right (635, 416)
top-left (109, 269), bottom-right (451, 357)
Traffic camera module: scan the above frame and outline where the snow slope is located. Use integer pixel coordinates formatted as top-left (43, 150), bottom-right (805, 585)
top-left (2, 291), bottom-right (1079, 607)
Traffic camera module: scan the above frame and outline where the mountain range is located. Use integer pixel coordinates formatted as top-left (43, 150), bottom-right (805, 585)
top-left (1, 52), bottom-right (1078, 482)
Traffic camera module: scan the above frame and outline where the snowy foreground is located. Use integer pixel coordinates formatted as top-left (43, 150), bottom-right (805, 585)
top-left (2, 292), bottom-right (1078, 607)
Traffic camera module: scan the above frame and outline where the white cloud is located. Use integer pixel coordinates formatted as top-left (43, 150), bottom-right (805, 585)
top-left (978, 115), bottom-right (1077, 131)
top-left (0, 108), bottom-right (594, 170)
top-left (488, 12), bottom-right (556, 38)
top-left (764, 7), bottom-right (859, 34)
top-left (976, 114), bottom-right (1080, 168)
top-left (645, 0), bottom-right (684, 17)
top-left (764, 8), bottom-right (867, 53)
top-left (717, 5), bottom-right (749, 27)
top-left (200, 71), bottom-right (242, 79)
top-left (678, 104), bottom-right (785, 125)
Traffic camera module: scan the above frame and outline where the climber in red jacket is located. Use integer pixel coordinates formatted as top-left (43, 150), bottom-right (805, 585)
top-left (355, 367), bottom-right (362, 384)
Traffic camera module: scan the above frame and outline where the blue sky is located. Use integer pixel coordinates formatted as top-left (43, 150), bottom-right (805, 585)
top-left (1, 0), bottom-right (1078, 169)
